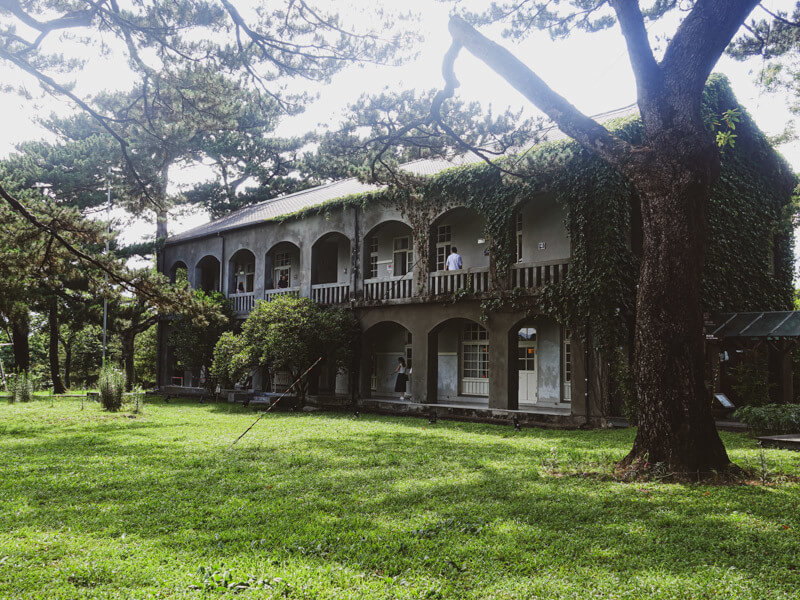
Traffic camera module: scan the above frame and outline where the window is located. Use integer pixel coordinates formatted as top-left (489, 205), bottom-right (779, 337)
top-left (393, 236), bottom-right (413, 276)
top-left (234, 260), bottom-right (255, 292)
top-left (516, 212), bottom-right (523, 262)
top-left (517, 327), bottom-right (536, 371)
top-left (367, 236), bottom-right (378, 279)
top-left (436, 225), bottom-right (452, 271)
top-left (462, 323), bottom-right (489, 379)
top-left (274, 252), bottom-right (292, 287)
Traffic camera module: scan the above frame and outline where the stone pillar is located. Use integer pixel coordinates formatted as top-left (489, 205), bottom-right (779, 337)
top-left (411, 329), bottom-right (437, 404)
top-left (487, 314), bottom-right (514, 409)
top-left (413, 236), bottom-right (428, 297)
top-left (301, 244), bottom-right (314, 299)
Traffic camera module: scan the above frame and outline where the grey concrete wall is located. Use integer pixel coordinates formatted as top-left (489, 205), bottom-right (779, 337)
top-left (432, 207), bottom-right (489, 270)
top-left (366, 220), bottom-right (414, 279)
top-left (520, 193), bottom-right (570, 263)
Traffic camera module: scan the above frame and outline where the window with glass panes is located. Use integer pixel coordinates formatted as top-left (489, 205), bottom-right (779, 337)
top-left (235, 260), bottom-right (255, 292)
top-left (436, 225), bottom-right (452, 271)
top-left (274, 252), bottom-right (291, 285)
top-left (393, 236), bottom-right (412, 276)
top-left (462, 324), bottom-right (489, 379)
top-left (367, 236), bottom-right (378, 279)
top-left (405, 331), bottom-right (412, 370)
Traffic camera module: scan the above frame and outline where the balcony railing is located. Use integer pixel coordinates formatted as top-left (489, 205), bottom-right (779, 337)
top-left (311, 282), bottom-right (350, 305)
top-left (364, 274), bottom-right (414, 301)
top-left (264, 286), bottom-right (301, 302)
top-left (511, 260), bottom-right (569, 289)
top-left (230, 291), bottom-right (256, 314)
top-left (429, 266), bottom-right (490, 295)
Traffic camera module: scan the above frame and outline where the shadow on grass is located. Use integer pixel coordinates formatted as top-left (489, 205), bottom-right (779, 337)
top-left (1, 405), bottom-right (798, 596)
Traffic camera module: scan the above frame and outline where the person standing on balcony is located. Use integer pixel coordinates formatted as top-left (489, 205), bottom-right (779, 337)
top-left (237, 281), bottom-right (245, 293)
top-left (277, 274), bottom-right (289, 289)
top-left (393, 357), bottom-right (409, 400)
top-left (445, 247), bottom-right (462, 271)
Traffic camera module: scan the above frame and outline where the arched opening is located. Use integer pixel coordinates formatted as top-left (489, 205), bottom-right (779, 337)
top-left (362, 321), bottom-right (413, 399)
top-left (428, 207), bottom-right (490, 294)
top-left (228, 249), bottom-right (256, 294)
top-left (510, 196), bottom-right (571, 290)
top-left (194, 255), bottom-right (221, 292)
top-left (264, 241), bottom-right (301, 301)
top-left (363, 220), bottom-right (414, 300)
top-left (169, 260), bottom-right (188, 284)
top-left (311, 232), bottom-right (351, 304)
top-left (510, 318), bottom-right (571, 409)
top-left (429, 318), bottom-right (489, 405)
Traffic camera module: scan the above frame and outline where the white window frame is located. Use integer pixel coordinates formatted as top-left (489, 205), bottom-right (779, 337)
top-left (393, 236), bottom-right (413, 276)
top-left (436, 225), bottom-right (452, 271)
top-left (367, 236), bottom-right (378, 279)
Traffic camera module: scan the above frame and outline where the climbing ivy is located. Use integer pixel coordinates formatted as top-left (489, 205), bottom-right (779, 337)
top-left (267, 75), bottom-right (795, 354)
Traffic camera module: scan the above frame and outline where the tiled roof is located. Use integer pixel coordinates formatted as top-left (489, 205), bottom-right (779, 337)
top-left (167, 104), bottom-right (638, 244)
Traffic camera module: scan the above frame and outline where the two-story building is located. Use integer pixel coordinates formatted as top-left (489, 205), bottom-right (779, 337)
top-left (156, 81), bottom-right (796, 425)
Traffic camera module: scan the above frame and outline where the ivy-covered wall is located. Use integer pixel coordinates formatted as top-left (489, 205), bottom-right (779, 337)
top-left (273, 75), bottom-right (796, 354)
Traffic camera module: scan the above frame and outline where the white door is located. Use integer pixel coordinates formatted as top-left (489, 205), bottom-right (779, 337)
top-left (518, 328), bottom-right (538, 404)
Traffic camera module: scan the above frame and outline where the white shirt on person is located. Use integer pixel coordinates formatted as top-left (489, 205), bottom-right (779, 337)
top-left (445, 253), bottom-right (463, 270)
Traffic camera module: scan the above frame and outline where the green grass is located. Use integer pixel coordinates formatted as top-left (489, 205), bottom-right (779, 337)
top-left (1, 398), bottom-right (798, 599)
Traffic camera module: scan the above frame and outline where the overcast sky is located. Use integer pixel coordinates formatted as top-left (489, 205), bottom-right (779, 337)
top-left (1, 1), bottom-right (797, 245)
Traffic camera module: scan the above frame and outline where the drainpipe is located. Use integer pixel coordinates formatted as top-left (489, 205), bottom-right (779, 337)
top-left (218, 233), bottom-right (225, 294)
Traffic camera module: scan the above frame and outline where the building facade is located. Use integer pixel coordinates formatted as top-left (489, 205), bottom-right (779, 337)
top-left (158, 156), bottom-right (591, 422)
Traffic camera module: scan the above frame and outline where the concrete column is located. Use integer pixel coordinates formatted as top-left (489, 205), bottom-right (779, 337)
top-left (413, 329), bottom-right (438, 404)
top-left (301, 244), bottom-right (314, 299)
top-left (487, 316), bottom-right (513, 409)
top-left (358, 340), bottom-right (372, 399)
top-left (413, 236), bottom-right (428, 297)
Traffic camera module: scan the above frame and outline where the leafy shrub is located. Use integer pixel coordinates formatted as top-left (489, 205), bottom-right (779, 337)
top-left (98, 365), bottom-right (126, 411)
top-left (731, 355), bottom-right (772, 407)
top-left (734, 404), bottom-right (800, 435)
top-left (7, 371), bottom-right (34, 403)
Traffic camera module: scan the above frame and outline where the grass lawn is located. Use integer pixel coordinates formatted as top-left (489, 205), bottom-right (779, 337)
top-left (1, 398), bottom-right (798, 599)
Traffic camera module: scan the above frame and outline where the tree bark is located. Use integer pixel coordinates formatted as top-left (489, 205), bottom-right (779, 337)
top-left (63, 340), bottom-right (72, 390)
top-left (11, 312), bottom-right (30, 373)
top-left (121, 332), bottom-right (135, 391)
top-left (621, 136), bottom-right (730, 473)
top-left (48, 297), bottom-right (66, 394)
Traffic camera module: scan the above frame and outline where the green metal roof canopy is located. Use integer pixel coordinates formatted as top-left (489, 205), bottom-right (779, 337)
top-left (709, 312), bottom-right (800, 340)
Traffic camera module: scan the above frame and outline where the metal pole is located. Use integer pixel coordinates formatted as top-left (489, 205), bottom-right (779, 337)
top-left (102, 168), bottom-right (110, 366)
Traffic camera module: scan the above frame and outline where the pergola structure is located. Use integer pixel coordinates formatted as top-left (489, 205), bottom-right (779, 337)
top-left (706, 312), bottom-right (799, 406)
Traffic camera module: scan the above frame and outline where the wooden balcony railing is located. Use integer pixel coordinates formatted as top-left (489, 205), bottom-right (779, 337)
top-left (263, 286), bottom-right (301, 302)
top-left (429, 266), bottom-right (490, 295)
top-left (230, 291), bottom-right (256, 314)
top-left (364, 274), bottom-right (414, 301)
top-left (511, 260), bottom-right (569, 289)
top-left (311, 282), bottom-right (350, 305)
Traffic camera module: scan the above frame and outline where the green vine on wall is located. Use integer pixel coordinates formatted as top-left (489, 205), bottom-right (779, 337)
top-left (267, 75), bottom-right (795, 357)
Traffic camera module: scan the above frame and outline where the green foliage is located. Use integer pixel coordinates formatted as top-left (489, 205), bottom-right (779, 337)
top-left (735, 404), bottom-right (800, 435)
top-left (211, 296), bottom-right (358, 401)
top-left (1, 400), bottom-right (799, 598)
top-left (98, 365), bottom-right (126, 411)
top-left (209, 331), bottom-right (253, 391)
top-left (168, 290), bottom-right (233, 381)
top-left (133, 325), bottom-right (158, 389)
top-left (731, 354), bottom-right (773, 408)
top-left (7, 372), bottom-right (34, 403)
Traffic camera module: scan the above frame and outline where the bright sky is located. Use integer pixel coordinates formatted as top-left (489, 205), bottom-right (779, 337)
top-left (1, 1), bottom-right (797, 246)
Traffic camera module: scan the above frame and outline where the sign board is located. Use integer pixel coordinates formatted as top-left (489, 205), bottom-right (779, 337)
top-left (714, 393), bottom-right (735, 409)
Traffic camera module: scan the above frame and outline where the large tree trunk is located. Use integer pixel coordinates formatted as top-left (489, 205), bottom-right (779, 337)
top-left (48, 297), bottom-right (66, 394)
top-left (11, 312), bottom-right (30, 373)
top-left (63, 341), bottom-right (72, 390)
top-left (622, 138), bottom-right (730, 474)
top-left (121, 332), bottom-right (135, 392)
